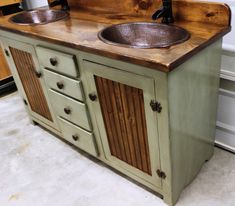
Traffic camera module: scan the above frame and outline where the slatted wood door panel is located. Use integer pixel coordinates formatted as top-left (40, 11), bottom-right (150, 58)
top-left (83, 61), bottom-right (161, 186)
top-left (95, 76), bottom-right (152, 175)
top-left (0, 37), bottom-right (60, 131)
top-left (9, 47), bottom-right (53, 121)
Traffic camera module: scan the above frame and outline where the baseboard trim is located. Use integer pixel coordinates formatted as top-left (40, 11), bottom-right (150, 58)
top-left (0, 76), bottom-right (17, 95)
top-left (215, 140), bottom-right (235, 153)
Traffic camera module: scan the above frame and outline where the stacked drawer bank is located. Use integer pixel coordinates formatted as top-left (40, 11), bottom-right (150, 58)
top-left (37, 47), bottom-right (98, 156)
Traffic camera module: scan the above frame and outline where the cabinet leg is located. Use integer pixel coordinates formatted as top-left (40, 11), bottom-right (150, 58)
top-left (32, 120), bottom-right (38, 126)
top-left (163, 195), bottom-right (175, 206)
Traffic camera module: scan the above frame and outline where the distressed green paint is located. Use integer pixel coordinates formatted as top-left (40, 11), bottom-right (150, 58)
top-left (43, 68), bottom-right (85, 101)
top-left (168, 39), bottom-right (222, 205)
top-left (82, 60), bottom-right (162, 187)
top-left (0, 37), bottom-right (60, 131)
top-left (58, 117), bottom-right (98, 156)
top-left (36, 46), bottom-right (79, 78)
top-left (0, 30), bottom-right (223, 206)
top-left (48, 89), bottom-right (92, 131)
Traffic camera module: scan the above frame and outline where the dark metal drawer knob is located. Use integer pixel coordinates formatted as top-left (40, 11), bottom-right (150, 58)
top-left (50, 57), bottom-right (58, 66)
top-left (72, 135), bottom-right (79, 141)
top-left (64, 107), bottom-right (71, 115)
top-left (89, 93), bottom-right (97, 101)
top-left (35, 71), bottom-right (42, 78)
top-left (56, 82), bottom-right (64, 89)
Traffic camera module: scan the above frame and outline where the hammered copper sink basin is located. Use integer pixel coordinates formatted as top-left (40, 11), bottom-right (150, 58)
top-left (9, 9), bottom-right (69, 25)
top-left (98, 22), bottom-right (190, 48)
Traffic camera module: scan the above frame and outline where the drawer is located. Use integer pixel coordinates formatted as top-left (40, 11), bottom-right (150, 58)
top-left (36, 47), bottom-right (78, 78)
top-left (58, 117), bottom-right (98, 156)
top-left (43, 69), bottom-right (84, 101)
top-left (49, 89), bottom-right (91, 131)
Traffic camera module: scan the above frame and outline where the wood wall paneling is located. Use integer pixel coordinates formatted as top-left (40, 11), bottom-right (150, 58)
top-left (67, 0), bottom-right (231, 26)
top-left (173, 1), bottom-right (231, 26)
top-left (0, 48), bottom-right (11, 80)
top-left (0, 10), bottom-right (11, 81)
top-left (0, 0), bottom-right (21, 7)
top-left (9, 47), bottom-right (53, 121)
top-left (95, 76), bottom-right (152, 175)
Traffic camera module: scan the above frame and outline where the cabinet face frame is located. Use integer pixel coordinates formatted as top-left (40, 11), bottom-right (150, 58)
top-left (83, 60), bottom-right (162, 188)
top-left (0, 37), bottom-right (59, 129)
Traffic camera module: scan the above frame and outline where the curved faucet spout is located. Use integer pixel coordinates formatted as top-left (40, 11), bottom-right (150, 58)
top-left (152, 0), bottom-right (174, 24)
top-left (152, 7), bottom-right (167, 20)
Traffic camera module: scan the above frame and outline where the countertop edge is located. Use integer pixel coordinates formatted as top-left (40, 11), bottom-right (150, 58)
top-left (0, 24), bottom-right (231, 73)
top-left (168, 26), bottom-right (232, 71)
top-left (0, 25), bottom-right (169, 72)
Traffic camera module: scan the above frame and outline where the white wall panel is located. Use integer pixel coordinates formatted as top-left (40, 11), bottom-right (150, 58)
top-left (23, 0), bottom-right (48, 9)
top-left (191, 0), bottom-right (235, 152)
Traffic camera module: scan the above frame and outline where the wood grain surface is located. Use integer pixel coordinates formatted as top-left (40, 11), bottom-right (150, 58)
top-left (9, 47), bottom-right (53, 121)
top-left (68, 0), bottom-right (231, 26)
top-left (0, 0), bottom-right (231, 72)
top-left (0, 0), bottom-right (21, 7)
top-left (0, 47), bottom-right (11, 80)
top-left (0, 10), bottom-right (11, 81)
top-left (95, 76), bottom-right (152, 175)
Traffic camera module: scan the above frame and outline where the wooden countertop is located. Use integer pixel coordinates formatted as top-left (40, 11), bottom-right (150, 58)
top-left (0, 5), bottom-right (231, 72)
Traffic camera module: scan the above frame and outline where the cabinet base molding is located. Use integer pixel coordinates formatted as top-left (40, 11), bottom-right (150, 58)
top-left (0, 76), bottom-right (16, 95)
top-left (215, 140), bottom-right (235, 153)
top-left (31, 116), bottom-right (62, 137)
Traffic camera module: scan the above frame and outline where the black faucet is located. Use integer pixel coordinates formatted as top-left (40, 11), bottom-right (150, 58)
top-left (49, 0), bottom-right (70, 11)
top-left (152, 0), bottom-right (174, 24)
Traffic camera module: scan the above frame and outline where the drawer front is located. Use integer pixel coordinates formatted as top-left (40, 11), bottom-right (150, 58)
top-left (43, 69), bottom-right (84, 101)
top-left (36, 47), bottom-right (78, 78)
top-left (58, 117), bottom-right (98, 156)
top-left (49, 90), bottom-right (91, 131)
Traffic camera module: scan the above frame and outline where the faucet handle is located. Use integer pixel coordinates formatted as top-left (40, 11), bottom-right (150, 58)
top-left (152, 7), bottom-right (165, 20)
top-left (49, 0), bottom-right (70, 11)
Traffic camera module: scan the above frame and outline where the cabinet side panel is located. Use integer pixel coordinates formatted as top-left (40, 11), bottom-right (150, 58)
top-left (168, 40), bottom-right (222, 204)
top-left (95, 76), bottom-right (152, 175)
top-left (9, 47), bottom-right (53, 121)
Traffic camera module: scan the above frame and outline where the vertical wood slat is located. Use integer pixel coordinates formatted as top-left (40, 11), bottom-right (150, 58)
top-left (9, 47), bottom-right (53, 121)
top-left (95, 76), bottom-right (152, 175)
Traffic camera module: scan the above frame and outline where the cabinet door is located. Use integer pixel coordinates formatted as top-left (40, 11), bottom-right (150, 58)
top-left (1, 37), bottom-right (58, 129)
top-left (83, 61), bottom-right (161, 187)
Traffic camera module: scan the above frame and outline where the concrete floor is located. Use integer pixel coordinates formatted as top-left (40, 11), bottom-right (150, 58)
top-left (0, 92), bottom-right (235, 206)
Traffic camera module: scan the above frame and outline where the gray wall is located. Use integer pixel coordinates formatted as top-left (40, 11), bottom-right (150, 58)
top-left (22, 0), bottom-right (48, 10)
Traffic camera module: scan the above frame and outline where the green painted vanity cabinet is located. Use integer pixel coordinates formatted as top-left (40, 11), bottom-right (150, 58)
top-left (0, 30), bottom-right (223, 206)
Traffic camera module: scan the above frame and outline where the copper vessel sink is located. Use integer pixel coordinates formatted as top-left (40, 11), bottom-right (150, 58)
top-left (98, 22), bottom-right (190, 48)
top-left (9, 9), bottom-right (69, 25)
